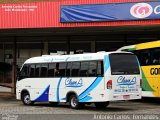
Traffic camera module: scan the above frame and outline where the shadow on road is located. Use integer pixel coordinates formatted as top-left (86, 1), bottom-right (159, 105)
top-left (133, 97), bottom-right (160, 105)
top-left (30, 98), bottom-right (160, 112)
top-left (31, 102), bottom-right (133, 112)
top-left (1, 96), bottom-right (160, 112)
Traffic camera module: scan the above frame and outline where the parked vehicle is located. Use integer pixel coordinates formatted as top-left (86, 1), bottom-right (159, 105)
top-left (16, 52), bottom-right (142, 109)
top-left (117, 40), bottom-right (160, 98)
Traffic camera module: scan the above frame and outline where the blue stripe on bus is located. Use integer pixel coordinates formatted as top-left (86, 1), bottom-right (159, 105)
top-left (104, 55), bottom-right (110, 73)
top-left (34, 85), bottom-right (50, 102)
top-left (61, 97), bottom-right (66, 100)
top-left (56, 77), bottom-right (63, 102)
top-left (78, 77), bottom-right (103, 100)
top-left (79, 96), bottom-right (92, 102)
top-left (136, 57), bottom-right (140, 67)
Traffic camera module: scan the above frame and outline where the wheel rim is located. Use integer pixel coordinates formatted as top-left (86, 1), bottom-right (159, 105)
top-left (71, 97), bottom-right (77, 108)
top-left (24, 95), bottom-right (31, 104)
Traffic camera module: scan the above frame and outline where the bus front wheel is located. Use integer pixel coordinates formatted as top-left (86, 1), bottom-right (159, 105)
top-left (94, 102), bottom-right (109, 108)
top-left (22, 93), bottom-right (34, 105)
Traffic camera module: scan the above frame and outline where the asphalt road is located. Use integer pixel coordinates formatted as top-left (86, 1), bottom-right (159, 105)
top-left (0, 97), bottom-right (160, 120)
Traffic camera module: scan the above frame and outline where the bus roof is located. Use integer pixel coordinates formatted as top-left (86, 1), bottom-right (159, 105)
top-left (117, 40), bottom-right (160, 51)
top-left (136, 40), bottom-right (160, 50)
top-left (24, 51), bottom-right (131, 64)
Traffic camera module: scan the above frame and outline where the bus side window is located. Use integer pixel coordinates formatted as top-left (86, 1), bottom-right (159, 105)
top-left (88, 61), bottom-right (97, 77)
top-left (35, 64), bottom-right (41, 77)
top-left (71, 62), bottom-right (80, 77)
top-left (58, 63), bottom-right (67, 77)
top-left (48, 63), bottom-right (56, 77)
top-left (133, 51), bottom-right (142, 65)
top-left (40, 64), bottom-right (48, 77)
top-left (151, 48), bottom-right (160, 65)
top-left (80, 61), bottom-right (89, 77)
top-left (97, 61), bottom-right (104, 76)
top-left (134, 50), bottom-right (150, 66)
top-left (66, 62), bottom-right (72, 77)
top-left (29, 64), bottom-right (35, 77)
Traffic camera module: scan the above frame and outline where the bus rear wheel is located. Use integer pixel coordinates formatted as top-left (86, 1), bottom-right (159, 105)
top-left (69, 95), bottom-right (80, 109)
top-left (22, 93), bottom-right (34, 105)
top-left (94, 102), bottom-right (109, 108)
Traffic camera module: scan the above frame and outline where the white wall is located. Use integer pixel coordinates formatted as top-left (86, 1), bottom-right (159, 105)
top-left (0, 86), bottom-right (12, 92)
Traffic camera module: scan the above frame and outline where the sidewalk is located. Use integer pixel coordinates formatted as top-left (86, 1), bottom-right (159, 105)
top-left (0, 92), bottom-right (16, 100)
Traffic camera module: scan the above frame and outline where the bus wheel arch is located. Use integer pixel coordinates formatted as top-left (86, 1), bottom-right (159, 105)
top-left (66, 91), bottom-right (78, 103)
top-left (21, 89), bottom-right (34, 105)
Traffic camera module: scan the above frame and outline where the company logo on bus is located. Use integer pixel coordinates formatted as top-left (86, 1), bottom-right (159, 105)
top-left (65, 78), bottom-right (83, 88)
top-left (117, 76), bottom-right (136, 86)
top-left (130, 3), bottom-right (153, 18)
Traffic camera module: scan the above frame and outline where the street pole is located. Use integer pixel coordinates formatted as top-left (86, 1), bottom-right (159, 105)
top-left (12, 37), bottom-right (17, 94)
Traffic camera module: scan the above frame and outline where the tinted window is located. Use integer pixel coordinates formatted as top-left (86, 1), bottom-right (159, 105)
top-left (35, 64), bottom-right (40, 77)
top-left (151, 48), bottom-right (160, 65)
top-left (71, 62), bottom-right (80, 77)
top-left (58, 63), bottom-right (67, 77)
top-left (110, 54), bottom-right (140, 75)
top-left (88, 61), bottom-right (97, 77)
top-left (80, 62), bottom-right (89, 77)
top-left (133, 47), bottom-right (160, 66)
top-left (97, 61), bottom-right (104, 76)
top-left (48, 63), bottom-right (56, 77)
top-left (40, 64), bottom-right (48, 77)
top-left (30, 64), bottom-right (35, 77)
top-left (134, 50), bottom-right (151, 66)
top-left (66, 62), bottom-right (72, 77)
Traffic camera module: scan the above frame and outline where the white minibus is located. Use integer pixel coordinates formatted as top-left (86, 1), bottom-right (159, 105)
top-left (16, 52), bottom-right (142, 109)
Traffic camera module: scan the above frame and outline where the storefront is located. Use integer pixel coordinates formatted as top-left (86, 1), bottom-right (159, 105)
top-left (0, 0), bottom-right (160, 92)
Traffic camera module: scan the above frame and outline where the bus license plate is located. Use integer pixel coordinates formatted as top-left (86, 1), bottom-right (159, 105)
top-left (123, 95), bottom-right (130, 99)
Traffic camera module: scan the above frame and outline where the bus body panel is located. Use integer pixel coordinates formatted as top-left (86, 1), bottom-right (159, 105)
top-left (104, 54), bottom-right (141, 101)
top-left (56, 77), bottom-right (105, 102)
top-left (141, 65), bottom-right (160, 97)
top-left (17, 77), bottom-right (106, 102)
top-left (111, 75), bottom-right (141, 100)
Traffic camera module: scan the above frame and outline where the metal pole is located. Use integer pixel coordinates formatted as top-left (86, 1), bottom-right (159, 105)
top-left (12, 37), bottom-right (17, 94)
top-left (3, 42), bottom-right (5, 83)
top-left (124, 34), bottom-right (128, 45)
top-left (67, 36), bottom-right (70, 54)
top-left (40, 40), bottom-right (43, 55)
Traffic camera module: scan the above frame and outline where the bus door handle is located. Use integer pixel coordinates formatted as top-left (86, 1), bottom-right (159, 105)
top-left (25, 85), bottom-right (31, 88)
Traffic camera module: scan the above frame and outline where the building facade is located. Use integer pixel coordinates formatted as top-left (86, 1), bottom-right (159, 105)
top-left (0, 0), bottom-right (160, 92)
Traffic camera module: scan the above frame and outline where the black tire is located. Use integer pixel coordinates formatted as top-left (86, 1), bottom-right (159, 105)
top-left (94, 102), bottom-right (109, 108)
top-left (69, 95), bottom-right (80, 109)
top-left (49, 102), bottom-right (58, 106)
top-left (22, 93), bottom-right (34, 105)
